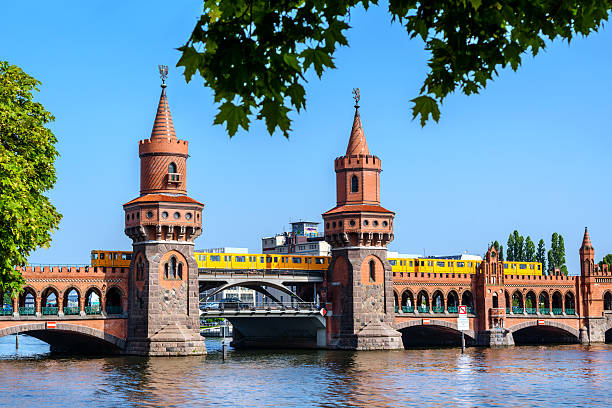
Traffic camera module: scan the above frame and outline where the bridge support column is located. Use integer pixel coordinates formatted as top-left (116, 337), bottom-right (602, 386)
top-left (476, 328), bottom-right (515, 347)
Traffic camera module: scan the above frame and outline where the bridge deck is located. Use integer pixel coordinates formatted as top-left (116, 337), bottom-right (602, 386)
top-left (198, 268), bottom-right (324, 283)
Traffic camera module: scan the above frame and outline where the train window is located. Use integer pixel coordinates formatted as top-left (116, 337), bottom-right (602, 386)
top-left (235, 256), bottom-right (246, 262)
top-left (315, 258), bottom-right (325, 264)
top-left (266, 257), bottom-right (272, 263)
top-left (121, 254), bottom-right (127, 260)
top-left (537, 265), bottom-right (541, 270)
top-left (437, 261), bottom-right (445, 267)
top-left (409, 261), bottom-right (413, 267)
top-left (100, 253), bottom-right (105, 260)
top-left (420, 261), bottom-right (424, 266)
top-left (292, 257), bottom-right (302, 263)
top-left (530, 265), bottom-right (534, 269)
top-left (260, 257), bottom-right (264, 263)
top-left (126, 254), bottom-right (132, 260)
top-left (457, 262), bottom-right (465, 267)
top-left (224, 256), bottom-right (229, 261)
top-left (389, 260), bottom-right (397, 266)
top-left (504, 263), bottom-right (508, 268)
top-left (274, 257), bottom-right (278, 262)
top-left (210, 255), bottom-right (220, 262)
top-left (449, 262), bottom-right (453, 267)
top-left (519, 264), bottom-right (527, 269)
top-left (92, 253), bottom-right (98, 260)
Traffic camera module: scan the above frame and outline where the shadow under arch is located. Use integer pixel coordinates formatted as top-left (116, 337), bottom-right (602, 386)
top-left (395, 319), bottom-right (475, 348)
top-left (203, 280), bottom-right (304, 304)
top-left (606, 327), bottom-right (612, 343)
top-left (508, 320), bottom-right (580, 345)
top-left (0, 323), bottom-right (124, 354)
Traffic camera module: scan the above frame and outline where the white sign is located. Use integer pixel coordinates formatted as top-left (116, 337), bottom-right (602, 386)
top-left (458, 305), bottom-right (467, 315)
top-left (457, 316), bottom-right (469, 331)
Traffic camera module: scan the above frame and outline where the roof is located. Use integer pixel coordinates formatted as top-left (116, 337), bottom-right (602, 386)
top-left (124, 194), bottom-right (204, 206)
top-left (322, 204), bottom-right (393, 215)
top-left (150, 85), bottom-right (177, 141)
top-left (345, 108), bottom-right (370, 156)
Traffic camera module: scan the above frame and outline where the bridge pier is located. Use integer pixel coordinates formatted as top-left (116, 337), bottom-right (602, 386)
top-left (475, 329), bottom-right (515, 347)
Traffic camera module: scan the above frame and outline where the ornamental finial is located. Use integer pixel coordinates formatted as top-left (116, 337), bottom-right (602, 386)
top-left (352, 87), bottom-right (360, 109)
top-left (158, 64), bottom-right (168, 88)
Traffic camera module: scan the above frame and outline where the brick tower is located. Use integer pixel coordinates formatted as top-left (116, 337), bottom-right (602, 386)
top-left (321, 90), bottom-right (402, 350)
top-left (123, 67), bottom-right (206, 355)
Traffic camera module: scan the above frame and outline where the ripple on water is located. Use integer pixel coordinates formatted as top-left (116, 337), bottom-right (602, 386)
top-left (0, 336), bottom-right (611, 407)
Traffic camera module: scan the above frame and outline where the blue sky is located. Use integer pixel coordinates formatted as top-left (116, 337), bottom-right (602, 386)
top-left (2, 1), bottom-right (611, 274)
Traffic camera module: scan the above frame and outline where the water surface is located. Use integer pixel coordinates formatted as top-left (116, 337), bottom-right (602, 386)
top-left (0, 336), bottom-right (610, 407)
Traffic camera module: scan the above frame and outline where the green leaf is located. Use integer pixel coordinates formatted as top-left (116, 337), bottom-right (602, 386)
top-left (301, 47), bottom-right (335, 78)
top-left (213, 101), bottom-right (250, 136)
top-left (176, 46), bottom-right (200, 83)
top-left (259, 99), bottom-right (291, 138)
top-left (410, 95), bottom-right (440, 127)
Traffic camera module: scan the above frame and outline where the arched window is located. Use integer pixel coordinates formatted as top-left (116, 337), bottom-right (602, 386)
top-left (178, 262), bottom-right (183, 280)
top-left (351, 175), bottom-right (358, 193)
top-left (369, 260), bottom-right (375, 282)
top-left (136, 258), bottom-right (145, 281)
top-left (604, 292), bottom-right (612, 311)
top-left (164, 256), bottom-right (178, 280)
top-left (492, 293), bottom-right (499, 308)
top-left (168, 162), bottom-right (177, 174)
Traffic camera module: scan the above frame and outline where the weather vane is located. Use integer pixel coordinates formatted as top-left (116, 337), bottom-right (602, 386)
top-left (158, 64), bottom-right (168, 86)
top-left (352, 87), bottom-right (360, 108)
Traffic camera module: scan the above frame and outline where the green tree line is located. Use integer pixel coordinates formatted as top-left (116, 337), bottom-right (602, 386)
top-left (494, 230), bottom-right (568, 275)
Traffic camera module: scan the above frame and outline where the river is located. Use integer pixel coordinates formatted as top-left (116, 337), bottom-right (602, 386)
top-left (0, 335), bottom-right (610, 407)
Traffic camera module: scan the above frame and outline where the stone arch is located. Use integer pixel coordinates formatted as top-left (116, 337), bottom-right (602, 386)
top-left (84, 286), bottom-right (103, 314)
top-left (41, 286), bottom-right (60, 315)
top-left (604, 291), bottom-right (612, 311)
top-left (393, 289), bottom-right (399, 308)
top-left (525, 290), bottom-right (537, 313)
top-left (461, 290), bottom-right (474, 311)
top-left (105, 286), bottom-right (124, 314)
top-left (538, 290), bottom-right (550, 312)
top-left (18, 286), bottom-right (37, 309)
top-left (0, 322), bottom-right (125, 351)
top-left (395, 319), bottom-right (476, 339)
top-left (508, 320), bottom-right (580, 342)
top-left (511, 290), bottom-right (524, 313)
top-left (447, 290), bottom-right (459, 311)
top-left (551, 290), bottom-right (563, 313)
top-left (416, 289), bottom-right (429, 312)
top-left (400, 289), bottom-right (414, 309)
top-left (62, 287), bottom-right (81, 314)
top-left (564, 291), bottom-right (575, 314)
top-left (432, 290), bottom-right (445, 312)
top-left (504, 290), bottom-right (511, 310)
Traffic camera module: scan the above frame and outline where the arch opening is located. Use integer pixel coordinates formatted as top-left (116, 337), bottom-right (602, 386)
top-left (539, 292), bottom-right (550, 314)
top-left (105, 287), bottom-right (123, 315)
top-left (84, 287), bottom-right (102, 315)
top-left (63, 288), bottom-right (80, 315)
top-left (604, 292), bottom-right (612, 311)
top-left (417, 290), bottom-right (429, 313)
top-left (41, 287), bottom-right (59, 316)
top-left (512, 325), bottom-right (579, 345)
top-left (18, 288), bottom-right (36, 315)
top-left (461, 290), bottom-right (474, 313)
top-left (432, 290), bottom-right (444, 313)
top-left (492, 293), bottom-right (499, 309)
top-left (398, 325), bottom-right (474, 348)
top-left (605, 328), bottom-right (612, 343)
top-left (552, 291), bottom-right (563, 315)
top-left (351, 175), bottom-right (358, 193)
top-left (401, 290), bottom-right (414, 312)
top-left (564, 292), bottom-right (575, 315)
top-left (512, 291), bottom-right (524, 314)
top-left (447, 290), bottom-right (459, 312)
top-left (525, 291), bottom-right (537, 314)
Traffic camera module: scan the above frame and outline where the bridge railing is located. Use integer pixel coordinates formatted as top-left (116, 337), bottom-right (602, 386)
top-left (200, 301), bottom-right (320, 312)
top-left (198, 268), bottom-right (323, 279)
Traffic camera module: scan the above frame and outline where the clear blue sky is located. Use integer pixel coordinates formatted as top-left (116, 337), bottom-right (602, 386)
top-left (2, 1), bottom-right (611, 274)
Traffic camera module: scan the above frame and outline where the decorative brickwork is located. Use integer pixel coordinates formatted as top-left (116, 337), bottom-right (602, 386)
top-left (123, 79), bottom-right (205, 356)
top-left (322, 98), bottom-right (402, 350)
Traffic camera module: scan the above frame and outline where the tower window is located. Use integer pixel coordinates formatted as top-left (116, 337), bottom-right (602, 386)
top-left (168, 162), bottom-right (177, 173)
top-left (351, 175), bottom-right (358, 193)
top-left (369, 260), bottom-right (376, 283)
top-left (164, 256), bottom-right (180, 280)
top-left (167, 162), bottom-right (180, 183)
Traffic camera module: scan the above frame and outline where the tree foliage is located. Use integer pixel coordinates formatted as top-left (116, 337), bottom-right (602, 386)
top-left (600, 254), bottom-right (612, 268)
top-left (524, 236), bottom-right (535, 262)
top-left (179, 0), bottom-right (612, 137)
top-left (536, 239), bottom-right (546, 272)
top-left (0, 61), bottom-right (61, 295)
top-left (548, 232), bottom-right (567, 275)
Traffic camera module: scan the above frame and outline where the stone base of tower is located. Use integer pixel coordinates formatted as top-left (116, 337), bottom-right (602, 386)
top-left (475, 328), bottom-right (515, 347)
top-left (329, 321), bottom-right (403, 350)
top-left (125, 323), bottom-right (206, 356)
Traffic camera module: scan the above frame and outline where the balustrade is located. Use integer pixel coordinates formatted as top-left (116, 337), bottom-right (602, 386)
top-left (539, 307), bottom-right (550, 314)
top-left (526, 307), bottom-right (537, 315)
top-left (447, 306), bottom-right (458, 313)
top-left (42, 307), bottom-right (59, 316)
top-left (432, 306), bottom-right (444, 313)
top-left (0, 307), bottom-right (13, 316)
top-left (552, 308), bottom-right (563, 315)
top-left (512, 306), bottom-right (523, 314)
top-left (85, 305), bottom-right (101, 315)
top-left (19, 307), bottom-right (35, 316)
top-left (417, 306), bottom-right (429, 313)
top-left (63, 306), bottom-right (80, 315)
top-left (105, 305), bottom-right (123, 315)
top-left (565, 308), bottom-right (575, 315)
top-left (402, 306), bottom-right (414, 313)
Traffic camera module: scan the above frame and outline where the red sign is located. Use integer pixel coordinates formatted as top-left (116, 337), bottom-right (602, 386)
top-left (319, 308), bottom-right (327, 317)
top-left (422, 318), bottom-right (430, 325)
top-left (46, 322), bottom-right (57, 329)
top-left (459, 305), bottom-right (467, 315)
top-left (537, 320), bottom-right (545, 325)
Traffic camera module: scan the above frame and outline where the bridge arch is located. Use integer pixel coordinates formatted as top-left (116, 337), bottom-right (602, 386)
top-left (508, 320), bottom-right (580, 345)
top-left (400, 289), bottom-right (414, 308)
top-left (204, 280), bottom-right (303, 304)
top-left (0, 322), bottom-right (125, 353)
top-left (604, 291), bottom-right (612, 311)
top-left (396, 319), bottom-right (475, 347)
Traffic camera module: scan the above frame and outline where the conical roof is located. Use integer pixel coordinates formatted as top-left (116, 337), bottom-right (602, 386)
top-left (346, 108), bottom-right (370, 156)
top-left (581, 227), bottom-right (593, 249)
top-left (150, 85), bottom-right (177, 141)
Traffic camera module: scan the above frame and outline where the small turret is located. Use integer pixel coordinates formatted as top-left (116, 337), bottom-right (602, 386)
top-left (580, 227), bottom-right (594, 276)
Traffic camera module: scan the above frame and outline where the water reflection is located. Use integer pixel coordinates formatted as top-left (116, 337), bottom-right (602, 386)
top-left (0, 336), bottom-right (611, 407)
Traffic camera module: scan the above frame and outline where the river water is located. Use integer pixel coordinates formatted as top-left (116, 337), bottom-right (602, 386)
top-left (0, 335), bottom-right (610, 407)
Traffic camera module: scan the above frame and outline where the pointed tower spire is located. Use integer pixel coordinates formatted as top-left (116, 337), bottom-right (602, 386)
top-left (581, 227), bottom-right (593, 250)
top-left (150, 65), bottom-right (177, 141)
top-left (346, 88), bottom-right (369, 156)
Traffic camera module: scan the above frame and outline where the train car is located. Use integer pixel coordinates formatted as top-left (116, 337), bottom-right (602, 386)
top-left (194, 252), bottom-right (330, 271)
top-left (91, 250), bottom-right (132, 268)
top-left (504, 261), bottom-right (542, 275)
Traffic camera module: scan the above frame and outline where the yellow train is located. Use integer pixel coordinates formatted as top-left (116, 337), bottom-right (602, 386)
top-left (388, 257), bottom-right (542, 276)
top-left (91, 250), bottom-right (132, 267)
top-left (91, 250), bottom-right (542, 275)
top-left (194, 252), bottom-right (329, 271)
top-left (90, 250), bottom-right (329, 271)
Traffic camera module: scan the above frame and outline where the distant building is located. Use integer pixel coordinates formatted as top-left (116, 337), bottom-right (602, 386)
top-left (262, 221), bottom-right (330, 256)
top-left (196, 247), bottom-right (248, 254)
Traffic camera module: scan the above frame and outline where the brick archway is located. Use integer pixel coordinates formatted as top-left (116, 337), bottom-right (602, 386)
top-left (507, 320), bottom-right (580, 339)
top-left (395, 319), bottom-right (475, 340)
top-left (0, 322), bottom-right (125, 349)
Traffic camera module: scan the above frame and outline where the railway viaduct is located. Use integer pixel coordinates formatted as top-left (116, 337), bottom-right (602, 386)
top-left (1, 79), bottom-right (611, 354)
